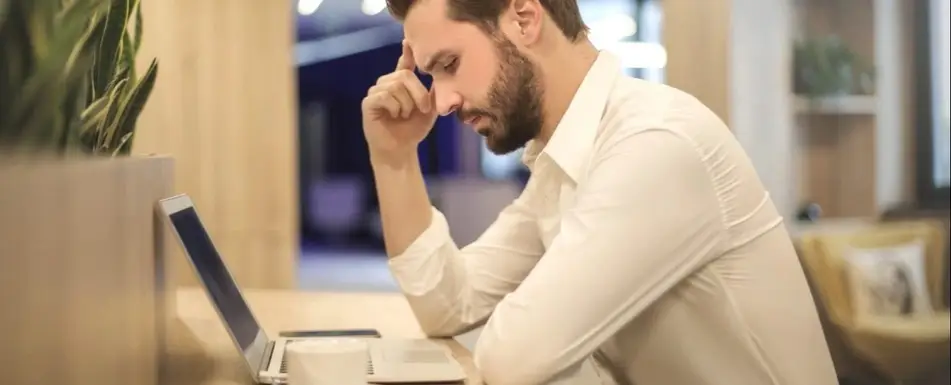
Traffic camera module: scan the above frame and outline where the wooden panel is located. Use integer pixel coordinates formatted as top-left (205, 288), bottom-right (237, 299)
top-left (0, 156), bottom-right (174, 385)
top-left (663, 0), bottom-right (731, 123)
top-left (133, 0), bottom-right (299, 289)
top-left (797, 0), bottom-right (876, 61)
top-left (795, 0), bottom-right (918, 217)
top-left (800, 116), bottom-right (877, 217)
top-left (899, 1), bottom-right (919, 201)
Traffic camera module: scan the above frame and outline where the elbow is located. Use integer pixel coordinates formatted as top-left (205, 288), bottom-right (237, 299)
top-left (474, 338), bottom-right (559, 385)
top-left (411, 300), bottom-right (485, 338)
top-left (409, 310), bottom-right (463, 338)
top-left (408, 286), bottom-right (490, 338)
top-left (416, 313), bottom-right (486, 339)
top-left (416, 320), bottom-right (462, 338)
top-left (473, 302), bottom-right (575, 384)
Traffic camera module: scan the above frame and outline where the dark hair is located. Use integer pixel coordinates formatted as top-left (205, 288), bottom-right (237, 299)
top-left (386, 0), bottom-right (588, 42)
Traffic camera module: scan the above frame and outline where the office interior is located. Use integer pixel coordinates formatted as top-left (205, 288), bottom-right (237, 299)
top-left (1, 0), bottom-right (948, 384)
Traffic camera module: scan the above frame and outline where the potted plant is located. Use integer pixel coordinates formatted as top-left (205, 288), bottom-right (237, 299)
top-left (1, 1), bottom-right (173, 384)
top-left (793, 35), bottom-right (876, 98)
top-left (1, 0), bottom-right (159, 155)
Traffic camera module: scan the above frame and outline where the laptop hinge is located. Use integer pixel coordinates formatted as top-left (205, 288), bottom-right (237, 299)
top-left (261, 341), bottom-right (276, 373)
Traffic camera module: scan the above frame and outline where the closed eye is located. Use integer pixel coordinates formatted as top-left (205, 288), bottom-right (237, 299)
top-left (443, 58), bottom-right (459, 74)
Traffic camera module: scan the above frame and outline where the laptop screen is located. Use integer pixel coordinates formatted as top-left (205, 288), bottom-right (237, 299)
top-left (168, 206), bottom-right (266, 361)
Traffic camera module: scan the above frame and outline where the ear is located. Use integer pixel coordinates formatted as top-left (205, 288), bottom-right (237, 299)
top-left (504, 0), bottom-right (543, 45)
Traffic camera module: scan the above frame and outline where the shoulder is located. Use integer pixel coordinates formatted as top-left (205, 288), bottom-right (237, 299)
top-left (603, 77), bottom-right (729, 138)
top-left (590, 77), bottom-right (779, 235)
top-left (593, 77), bottom-right (735, 164)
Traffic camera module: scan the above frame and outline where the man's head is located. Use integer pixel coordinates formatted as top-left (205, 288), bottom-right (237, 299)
top-left (387, 0), bottom-right (587, 155)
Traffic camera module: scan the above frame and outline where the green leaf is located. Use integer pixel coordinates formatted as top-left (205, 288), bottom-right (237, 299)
top-left (0, 0), bottom-right (10, 33)
top-left (60, 65), bottom-right (91, 153)
top-left (81, 94), bottom-right (110, 130)
top-left (121, 30), bottom-right (135, 79)
top-left (97, 75), bottom-right (128, 150)
top-left (0, 0), bottom-right (101, 144)
top-left (132, 0), bottom-right (142, 52)
top-left (92, 0), bottom-right (130, 98)
top-left (109, 58), bottom-right (157, 152)
top-left (112, 131), bottom-right (134, 156)
top-left (107, 64), bottom-right (131, 93)
top-left (0, 0), bottom-right (158, 156)
top-left (0, 0), bottom-right (38, 122)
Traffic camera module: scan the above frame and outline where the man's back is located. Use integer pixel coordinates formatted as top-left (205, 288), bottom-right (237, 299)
top-left (590, 77), bottom-right (836, 384)
top-left (598, 225), bottom-right (834, 384)
top-left (385, 59), bottom-right (838, 383)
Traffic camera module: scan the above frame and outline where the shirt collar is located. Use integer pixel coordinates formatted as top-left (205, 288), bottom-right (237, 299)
top-left (521, 50), bottom-right (623, 182)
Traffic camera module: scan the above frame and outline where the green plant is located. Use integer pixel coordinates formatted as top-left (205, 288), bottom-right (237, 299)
top-left (0, 0), bottom-right (158, 156)
top-left (793, 35), bottom-right (874, 98)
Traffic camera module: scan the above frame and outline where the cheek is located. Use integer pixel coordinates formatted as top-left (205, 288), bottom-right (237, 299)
top-left (464, 56), bottom-right (500, 89)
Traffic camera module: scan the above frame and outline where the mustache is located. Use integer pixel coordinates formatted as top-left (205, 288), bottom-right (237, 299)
top-left (456, 108), bottom-right (494, 124)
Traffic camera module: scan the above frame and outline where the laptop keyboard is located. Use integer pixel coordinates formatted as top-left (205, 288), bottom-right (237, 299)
top-left (278, 339), bottom-right (445, 376)
top-left (280, 353), bottom-right (375, 375)
top-left (387, 349), bottom-right (452, 363)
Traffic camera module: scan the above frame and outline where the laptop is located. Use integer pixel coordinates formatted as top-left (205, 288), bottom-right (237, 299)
top-left (157, 193), bottom-right (467, 384)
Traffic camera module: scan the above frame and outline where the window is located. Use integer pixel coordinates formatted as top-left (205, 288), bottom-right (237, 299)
top-left (914, 0), bottom-right (950, 208)
top-left (929, 0), bottom-right (950, 188)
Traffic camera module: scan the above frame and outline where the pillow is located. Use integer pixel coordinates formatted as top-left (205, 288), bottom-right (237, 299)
top-left (843, 240), bottom-right (934, 318)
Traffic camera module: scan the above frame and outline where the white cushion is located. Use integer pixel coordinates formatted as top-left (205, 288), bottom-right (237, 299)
top-left (843, 240), bottom-right (934, 318)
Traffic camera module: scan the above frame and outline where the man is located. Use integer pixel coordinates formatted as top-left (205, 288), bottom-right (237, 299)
top-left (361, 0), bottom-right (838, 384)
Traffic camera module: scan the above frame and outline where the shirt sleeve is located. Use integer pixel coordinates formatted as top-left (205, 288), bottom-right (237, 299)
top-left (472, 128), bottom-right (728, 385)
top-left (388, 194), bottom-right (546, 337)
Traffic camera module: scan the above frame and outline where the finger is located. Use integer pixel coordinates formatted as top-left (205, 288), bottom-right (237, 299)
top-left (374, 93), bottom-right (402, 119)
top-left (369, 82), bottom-right (413, 118)
top-left (363, 89), bottom-right (401, 119)
top-left (395, 40), bottom-right (417, 71)
top-left (398, 71), bottom-right (432, 113)
top-left (376, 71), bottom-right (431, 114)
top-left (387, 82), bottom-right (416, 119)
top-left (375, 69), bottom-right (411, 86)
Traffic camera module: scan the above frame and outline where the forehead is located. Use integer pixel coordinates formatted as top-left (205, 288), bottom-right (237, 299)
top-left (402, 0), bottom-right (486, 62)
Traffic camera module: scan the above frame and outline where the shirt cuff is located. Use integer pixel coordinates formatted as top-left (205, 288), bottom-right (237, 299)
top-left (388, 206), bottom-right (453, 295)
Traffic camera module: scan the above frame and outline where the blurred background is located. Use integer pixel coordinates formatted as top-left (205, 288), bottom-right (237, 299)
top-left (290, 0), bottom-right (665, 350)
top-left (287, 0), bottom-right (949, 290)
top-left (2, 1), bottom-right (948, 384)
top-left (295, 0), bottom-right (666, 291)
top-left (121, 0), bottom-right (947, 326)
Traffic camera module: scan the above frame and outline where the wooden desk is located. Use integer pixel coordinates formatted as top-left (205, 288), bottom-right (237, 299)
top-left (167, 288), bottom-right (482, 385)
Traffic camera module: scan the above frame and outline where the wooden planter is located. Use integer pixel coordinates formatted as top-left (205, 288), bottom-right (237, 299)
top-left (0, 155), bottom-right (175, 385)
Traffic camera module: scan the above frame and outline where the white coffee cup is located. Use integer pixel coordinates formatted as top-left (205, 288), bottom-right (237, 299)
top-left (285, 338), bottom-right (369, 385)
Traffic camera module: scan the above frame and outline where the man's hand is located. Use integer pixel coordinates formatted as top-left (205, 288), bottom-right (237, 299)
top-left (361, 41), bottom-right (438, 162)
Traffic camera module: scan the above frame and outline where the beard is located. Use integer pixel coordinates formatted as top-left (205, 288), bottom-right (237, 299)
top-left (458, 37), bottom-right (545, 155)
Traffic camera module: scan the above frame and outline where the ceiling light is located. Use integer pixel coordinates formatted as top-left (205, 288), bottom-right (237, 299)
top-left (362, 0), bottom-right (388, 15)
top-left (297, 0), bottom-right (323, 16)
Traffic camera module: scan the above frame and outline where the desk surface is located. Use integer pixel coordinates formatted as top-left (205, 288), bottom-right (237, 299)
top-left (169, 288), bottom-right (482, 385)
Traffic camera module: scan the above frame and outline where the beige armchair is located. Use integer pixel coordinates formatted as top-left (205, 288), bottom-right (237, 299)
top-left (798, 220), bottom-right (950, 384)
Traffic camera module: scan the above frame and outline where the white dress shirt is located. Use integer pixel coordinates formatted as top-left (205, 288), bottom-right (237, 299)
top-left (389, 52), bottom-right (839, 385)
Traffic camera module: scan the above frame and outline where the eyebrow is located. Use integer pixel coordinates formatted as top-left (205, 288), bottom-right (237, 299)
top-left (419, 49), bottom-right (453, 74)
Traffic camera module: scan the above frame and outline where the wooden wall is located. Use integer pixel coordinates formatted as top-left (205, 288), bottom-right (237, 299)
top-left (133, 0), bottom-right (299, 289)
top-left (664, 0), bottom-right (917, 219)
top-left (663, 0), bottom-right (732, 124)
top-left (794, 0), bottom-right (916, 217)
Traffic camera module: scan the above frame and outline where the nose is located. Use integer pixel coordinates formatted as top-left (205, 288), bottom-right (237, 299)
top-left (432, 82), bottom-right (462, 116)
